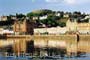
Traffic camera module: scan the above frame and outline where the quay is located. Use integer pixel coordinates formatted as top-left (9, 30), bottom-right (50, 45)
top-left (0, 34), bottom-right (90, 56)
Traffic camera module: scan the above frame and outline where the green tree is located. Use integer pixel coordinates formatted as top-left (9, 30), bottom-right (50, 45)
top-left (58, 22), bottom-right (66, 27)
top-left (16, 13), bottom-right (26, 19)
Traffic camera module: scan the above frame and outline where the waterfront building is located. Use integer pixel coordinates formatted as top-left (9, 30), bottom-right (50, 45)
top-left (66, 19), bottom-right (90, 34)
top-left (34, 27), bottom-right (67, 35)
top-left (13, 19), bottom-right (34, 35)
top-left (34, 18), bottom-right (90, 35)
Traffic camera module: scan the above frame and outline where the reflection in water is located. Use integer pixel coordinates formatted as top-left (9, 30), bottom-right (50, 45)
top-left (0, 39), bottom-right (90, 60)
top-left (0, 52), bottom-right (88, 60)
top-left (0, 52), bottom-right (89, 60)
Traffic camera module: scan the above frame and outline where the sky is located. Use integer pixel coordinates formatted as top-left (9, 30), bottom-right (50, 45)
top-left (0, 0), bottom-right (90, 15)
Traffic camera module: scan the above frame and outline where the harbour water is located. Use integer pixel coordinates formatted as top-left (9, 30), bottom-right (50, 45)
top-left (1, 35), bottom-right (90, 60)
top-left (0, 53), bottom-right (90, 60)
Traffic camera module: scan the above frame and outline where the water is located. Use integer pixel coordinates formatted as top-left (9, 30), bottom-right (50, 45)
top-left (0, 53), bottom-right (90, 60)
top-left (0, 57), bottom-right (89, 60)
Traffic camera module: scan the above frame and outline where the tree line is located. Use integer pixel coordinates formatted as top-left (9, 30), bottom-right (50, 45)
top-left (1, 9), bottom-right (88, 27)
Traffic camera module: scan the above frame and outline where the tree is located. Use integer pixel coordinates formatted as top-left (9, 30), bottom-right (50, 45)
top-left (27, 9), bottom-right (52, 19)
top-left (73, 11), bottom-right (81, 15)
top-left (16, 13), bottom-right (26, 19)
top-left (73, 11), bottom-right (81, 18)
top-left (57, 11), bottom-right (64, 18)
top-left (58, 22), bottom-right (66, 27)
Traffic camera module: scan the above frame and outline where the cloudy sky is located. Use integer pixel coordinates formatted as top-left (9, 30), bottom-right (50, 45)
top-left (0, 0), bottom-right (90, 15)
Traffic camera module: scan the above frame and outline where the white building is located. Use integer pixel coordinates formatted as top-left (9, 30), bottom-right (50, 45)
top-left (33, 17), bottom-right (38, 20)
top-left (40, 15), bottom-right (47, 20)
top-left (55, 13), bottom-right (61, 16)
top-left (34, 27), bottom-right (67, 35)
top-left (0, 29), bottom-right (14, 34)
top-left (63, 13), bottom-right (69, 18)
top-left (84, 15), bottom-right (90, 19)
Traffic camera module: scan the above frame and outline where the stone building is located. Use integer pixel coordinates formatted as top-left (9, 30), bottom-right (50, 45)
top-left (13, 19), bottom-right (34, 35)
top-left (66, 19), bottom-right (90, 34)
